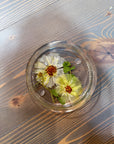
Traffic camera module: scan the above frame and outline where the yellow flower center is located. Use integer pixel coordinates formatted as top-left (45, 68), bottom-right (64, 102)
top-left (65, 85), bottom-right (72, 93)
top-left (38, 72), bottom-right (43, 77)
top-left (46, 65), bottom-right (57, 76)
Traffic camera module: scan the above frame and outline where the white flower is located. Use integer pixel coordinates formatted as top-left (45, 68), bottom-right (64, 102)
top-left (34, 53), bottom-right (65, 88)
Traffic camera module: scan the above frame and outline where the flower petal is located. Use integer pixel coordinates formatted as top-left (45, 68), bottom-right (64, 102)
top-left (34, 69), bottom-right (44, 74)
top-left (56, 85), bottom-right (65, 94)
top-left (60, 94), bottom-right (70, 103)
top-left (34, 62), bottom-right (46, 69)
top-left (68, 94), bottom-right (78, 103)
top-left (56, 57), bottom-right (65, 68)
top-left (60, 57), bottom-right (65, 63)
top-left (70, 91), bottom-right (78, 97)
top-left (43, 74), bottom-right (50, 86)
top-left (53, 56), bottom-right (59, 66)
top-left (46, 77), bottom-right (54, 88)
top-left (57, 69), bottom-right (64, 75)
top-left (56, 74), bottom-right (68, 86)
top-left (72, 85), bottom-right (82, 92)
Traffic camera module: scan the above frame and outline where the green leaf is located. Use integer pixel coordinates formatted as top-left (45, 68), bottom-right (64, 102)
top-left (70, 66), bottom-right (75, 70)
top-left (58, 97), bottom-right (66, 105)
top-left (63, 66), bottom-right (71, 73)
top-left (70, 74), bottom-right (75, 77)
top-left (63, 61), bottom-right (71, 67)
top-left (50, 89), bottom-right (58, 97)
top-left (63, 61), bottom-right (75, 73)
top-left (63, 66), bottom-right (75, 73)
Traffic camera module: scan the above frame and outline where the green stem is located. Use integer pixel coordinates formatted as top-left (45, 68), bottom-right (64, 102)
top-left (50, 90), bottom-right (55, 103)
top-left (45, 87), bottom-right (55, 103)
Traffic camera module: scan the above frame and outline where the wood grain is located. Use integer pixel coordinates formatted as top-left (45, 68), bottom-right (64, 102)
top-left (0, 0), bottom-right (113, 144)
top-left (0, 0), bottom-right (58, 30)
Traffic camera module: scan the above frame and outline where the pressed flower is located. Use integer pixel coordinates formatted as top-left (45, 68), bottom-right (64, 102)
top-left (35, 69), bottom-right (49, 86)
top-left (34, 53), bottom-right (65, 88)
top-left (55, 74), bottom-right (83, 104)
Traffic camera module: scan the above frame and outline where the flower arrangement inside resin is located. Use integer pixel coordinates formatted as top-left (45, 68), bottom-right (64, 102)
top-left (33, 53), bottom-right (83, 105)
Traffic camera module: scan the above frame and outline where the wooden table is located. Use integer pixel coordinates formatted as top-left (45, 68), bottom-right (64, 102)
top-left (0, 0), bottom-right (113, 144)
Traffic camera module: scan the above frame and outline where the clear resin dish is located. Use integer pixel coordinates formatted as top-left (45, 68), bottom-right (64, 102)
top-left (26, 41), bottom-right (97, 113)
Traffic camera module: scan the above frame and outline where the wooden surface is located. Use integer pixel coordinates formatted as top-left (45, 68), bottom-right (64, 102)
top-left (0, 0), bottom-right (114, 144)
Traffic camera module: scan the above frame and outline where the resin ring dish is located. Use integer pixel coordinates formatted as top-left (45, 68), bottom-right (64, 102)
top-left (26, 41), bottom-right (97, 113)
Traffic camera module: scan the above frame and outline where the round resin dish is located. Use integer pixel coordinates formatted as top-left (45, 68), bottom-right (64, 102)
top-left (26, 41), bottom-right (97, 113)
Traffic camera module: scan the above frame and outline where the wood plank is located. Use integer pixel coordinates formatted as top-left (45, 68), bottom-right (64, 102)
top-left (0, 0), bottom-right (113, 143)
